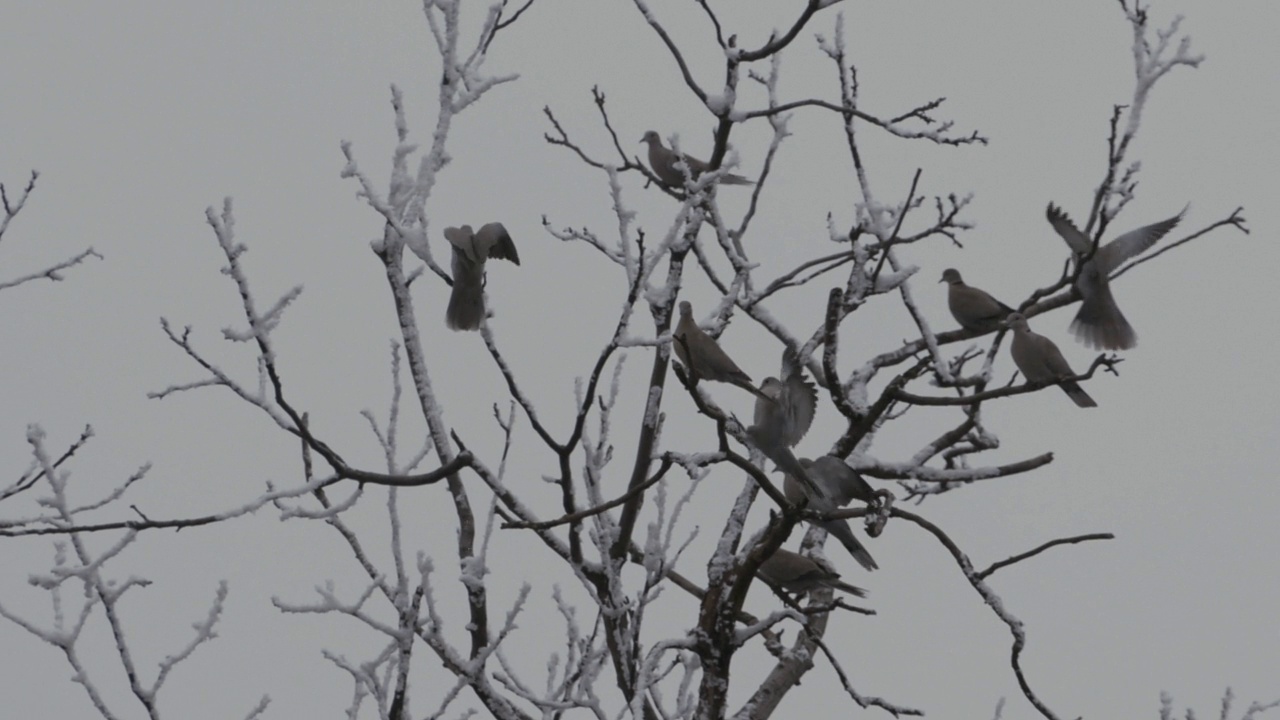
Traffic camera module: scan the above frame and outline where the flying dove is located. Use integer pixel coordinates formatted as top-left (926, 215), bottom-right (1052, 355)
top-left (752, 373), bottom-right (817, 450)
top-left (940, 268), bottom-right (1014, 334)
top-left (756, 547), bottom-right (867, 598)
top-left (640, 130), bottom-right (753, 189)
top-left (1007, 312), bottom-right (1097, 408)
top-left (779, 456), bottom-right (879, 572)
top-left (1045, 204), bottom-right (1184, 350)
top-left (444, 223), bottom-right (520, 331)
top-left (746, 363), bottom-right (834, 501)
top-left (673, 301), bottom-right (771, 402)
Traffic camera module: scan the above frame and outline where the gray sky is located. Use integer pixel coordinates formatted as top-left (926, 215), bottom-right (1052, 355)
top-left (2, 1), bottom-right (1277, 718)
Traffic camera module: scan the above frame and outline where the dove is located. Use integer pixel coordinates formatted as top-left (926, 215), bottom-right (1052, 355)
top-left (1046, 203), bottom-right (1184, 350)
top-left (1006, 312), bottom-right (1097, 408)
top-left (780, 456), bottom-right (879, 572)
top-left (784, 456), bottom-right (876, 508)
top-left (746, 363), bottom-right (833, 501)
top-left (940, 268), bottom-right (1014, 334)
top-left (752, 373), bottom-right (817, 450)
top-left (640, 130), bottom-right (753, 189)
top-left (673, 301), bottom-right (771, 402)
top-left (756, 547), bottom-right (867, 598)
top-left (444, 223), bottom-right (520, 331)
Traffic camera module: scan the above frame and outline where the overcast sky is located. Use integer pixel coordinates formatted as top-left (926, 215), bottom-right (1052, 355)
top-left (2, 1), bottom-right (1278, 718)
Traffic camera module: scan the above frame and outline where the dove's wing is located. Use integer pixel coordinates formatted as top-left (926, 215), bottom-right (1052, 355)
top-left (1095, 209), bottom-right (1184, 274)
top-left (1046, 204), bottom-right (1092, 256)
top-left (474, 222), bottom-right (520, 264)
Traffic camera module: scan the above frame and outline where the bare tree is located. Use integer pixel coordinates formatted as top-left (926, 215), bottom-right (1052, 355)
top-left (0, 1), bottom-right (1269, 719)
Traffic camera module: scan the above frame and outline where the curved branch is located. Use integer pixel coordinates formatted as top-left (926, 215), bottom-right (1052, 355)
top-left (1111, 207), bottom-right (1249, 280)
top-left (634, 1), bottom-right (708, 104)
top-left (976, 533), bottom-right (1115, 580)
top-left (739, 0), bottom-right (837, 61)
top-left (892, 507), bottom-right (1069, 720)
top-left (503, 456), bottom-right (674, 531)
top-left (858, 452), bottom-right (1053, 483)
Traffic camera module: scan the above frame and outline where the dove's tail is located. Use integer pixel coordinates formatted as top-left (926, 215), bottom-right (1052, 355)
top-left (1059, 380), bottom-right (1098, 408)
top-left (1071, 292), bottom-right (1136, 350)
top-left (824, 520), bottom-right (879, 572)
top-left (719, 173), bottom-right (755, 186)
top-left (829, 579), bottom-right (868, 598)
top-left (446, 280), bottom-right (486, 331)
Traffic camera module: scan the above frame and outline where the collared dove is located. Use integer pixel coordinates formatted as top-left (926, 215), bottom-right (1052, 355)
top-left (784, 456), bottom-right (876, 508)
top-left (444, 223), bottom-right (520, 331)
top-left (640, 130), bottom-right (753, 189)
top-left (1007, 312), bottom-right (1097, 408)
top-left (779, 456), bottom-right (879, 572)
top-left (756, 547), bottom-right (867, 598)
top-left (673, 301), bottom-right (771, 402)
top-left (940, 268), bottom-right (1014, 334)
top-left (752, 374), bottom-right (817, 450)
top-left (746, 364), bottom-right (832, 501)
top-left (1045, 203), bottom-right (1184, 350)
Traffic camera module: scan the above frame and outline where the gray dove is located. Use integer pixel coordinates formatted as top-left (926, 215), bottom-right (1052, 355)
top-left (756, 547), bottom-right (867, 598)
top-left (746, 364), bottom-right (830, 500)
top-left (1007, 312), bottom-right (1097, 408)
top-left (673, 301), bottom-right (771, 402)
top-left (1046, 204), bottom-right (1184, 350)
top-left (781, 456), bottom-right (879, 572)
top-left (641, 130), bottom-right (753, 189)
top-left (784, 456), bottom-right (876, 508)
top-left (444, 223), bottom-right (520, 331)
top-left (940, 268), bottom-right (1014, 334)
top-left (752, 374), bottom-right (817, 450)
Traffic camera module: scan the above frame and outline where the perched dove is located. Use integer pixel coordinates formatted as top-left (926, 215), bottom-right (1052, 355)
top-left (1007, 312), bottom-right (1097, 408)
top-left (444, 223), bottom-right (520, 331)
top-left (784, 456), bottom-right (876, 508)
top-left (780, 456), bottom-right (879, 572)
top-left (940, 268), bottom-right (1014, 334)
top-left (673, 301), bottom-right (771, 401)
top-left (756, 547), bottom-right (867, 598)
top-left (640, 130), bottom-right (753, 189)
top-left (1045, 203), bottom-right (1184, 350)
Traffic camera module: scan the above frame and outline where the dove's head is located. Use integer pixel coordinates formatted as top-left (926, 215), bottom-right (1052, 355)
top-left (940, 268), bottom-right (962, 285)
top-left (1004, 312), bottom-right (1030, 332)
top-left (759, 376), bottom-right (785, 400)
top-left (677, 300), bottom-right (693, 318)
top-left (641, 130), bottom-right (661, 146)
top-left (443, 225), bottom-right (476, 253)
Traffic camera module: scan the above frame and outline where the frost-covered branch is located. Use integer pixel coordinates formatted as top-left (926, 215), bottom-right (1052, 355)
top-left (0, 171), bottom-right (101, 292)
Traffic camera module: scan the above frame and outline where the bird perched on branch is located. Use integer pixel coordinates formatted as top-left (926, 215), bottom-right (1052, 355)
top-left (444, 223), bottom-right (520, 331)
top-left (782, 456), bottom-right (880, 572)
top-left (1045, 203), bottom-right (1184, 350)
top-left (784, 456), bottom-right (876, 508)
top-left (1007, 312), bottom-right (1097, 408)
top-left (755, 547), bottom-right (867, 598)
top-left (672, 301), bottom-right (771, 402)
top-left (940, 268), bottom-right (1014, 334)
top-left (641, 130), bottom-right (754, 189)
